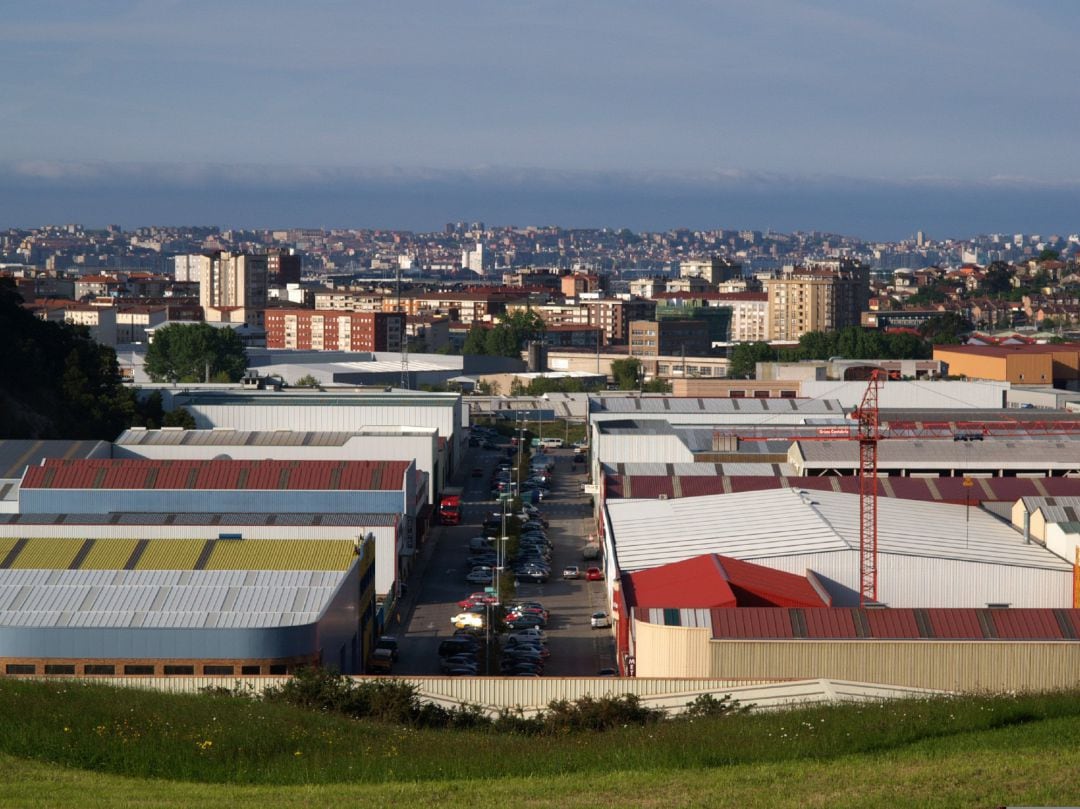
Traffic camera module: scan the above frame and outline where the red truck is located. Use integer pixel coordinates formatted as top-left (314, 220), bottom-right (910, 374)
top-left (438, 487), bottom-right (463, 525)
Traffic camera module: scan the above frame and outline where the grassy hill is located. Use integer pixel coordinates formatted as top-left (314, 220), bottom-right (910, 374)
top-left (1, 678), bottom-right (1079, 808)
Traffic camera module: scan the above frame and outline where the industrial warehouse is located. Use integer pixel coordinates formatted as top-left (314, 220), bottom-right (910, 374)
top-left (1, 371), bottom-right (1080, 700)
top-left (0, 536), bottom-right (376, 676)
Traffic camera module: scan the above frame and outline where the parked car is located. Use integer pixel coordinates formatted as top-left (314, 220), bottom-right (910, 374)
top-left (375, 635), bottom-right (400, 662)
top-left (504, 627), bottom-right (546, 642)
top-left (586, 567), bottom-right (604, 581)
top-left (466, 569), bottom-right (493, 585)
top-left (591, 611), bottom-right (611, 629)
top-left (563, 565), bottom-right (581, 579)
top-left (452, 611), bottom-right (485, 629)
top-left (573, 452), bottom-right (586, 464)
top-left (438, 638), bottom-right (480, 657)
top-left (458, 592), bottom-right (499, 609)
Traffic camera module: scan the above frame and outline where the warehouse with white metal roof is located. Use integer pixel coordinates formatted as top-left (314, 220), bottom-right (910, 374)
top-left (0, 536), bottom-right (377, 677)
top-left (603, 488), bottom-right (1074, 608)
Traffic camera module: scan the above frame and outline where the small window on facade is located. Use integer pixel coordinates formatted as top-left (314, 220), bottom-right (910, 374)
top-left (269, 664), bottom-right (288, 675)
top-left (203, 665), bottom-right (234, 676)
top-left (754, 390), bottom-right (771, 398)
top-left (5, 664), bottom-right (35, 675)
top-left (84, 664), bottom-right (115, 675)
top-left (781, 390), bottom-right (797, 398)
top-left (241, 665), bottom-right (261, 676)
top-left (730, 390), bottom-right (746, 398)
top-left (163, 665), bottom-right (195, 676)
top-left (44, 664), bottom-right (76, 675)
top-left (124, 665), bottom-right (155, 676)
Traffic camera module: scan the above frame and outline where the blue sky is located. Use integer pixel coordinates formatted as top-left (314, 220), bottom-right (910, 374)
top-left (2, 1), bottom-right (1079, 237)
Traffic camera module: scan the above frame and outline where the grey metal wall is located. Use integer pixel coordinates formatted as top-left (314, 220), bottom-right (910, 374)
top-left (21, 489), bottom-right (406, 516)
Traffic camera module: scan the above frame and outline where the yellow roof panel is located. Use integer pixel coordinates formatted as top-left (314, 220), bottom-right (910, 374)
top-left (205, 539), bottom-right (355, 571)
top-left (0, 538), bottom-right (19, 563)
top-left (80, 538), bottom-right (141, 570)
top-left (135, 540), bottom-right (207, 570)
top-left (9, 538), bottom-right (85, 569)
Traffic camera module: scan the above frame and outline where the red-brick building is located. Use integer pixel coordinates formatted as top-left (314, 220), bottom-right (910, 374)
top-left (265, 308), bottom-right (404, 351)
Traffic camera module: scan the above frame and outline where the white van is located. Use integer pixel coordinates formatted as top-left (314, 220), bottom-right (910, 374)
top-left (539, 438), bottom-right (563, 449)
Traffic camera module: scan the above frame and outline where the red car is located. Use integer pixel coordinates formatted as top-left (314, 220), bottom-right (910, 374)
top-left (585, 567), bottom-right (604, 581)
top-left (457, 592), bottom-right (499, 609)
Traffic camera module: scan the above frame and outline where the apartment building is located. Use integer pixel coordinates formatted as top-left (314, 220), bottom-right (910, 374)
top-left (720, 292), bottom-right (769, 342)
top-left (63, 304), bottom-right (118, 346)
top-left (200, 252), bottom-right (268, 328)
top-left (264, 309), bottom-right (404, 352)
top-left (679, 256), bottom-right (742, 285)
top-left (312, 290), bottom-right (389, 312)
top-left (764, 263), bottom-right (868, 341)
top-left (629, 319), bottom-right (711, 358)
top-left (266, 250), bottom-right (301, 285)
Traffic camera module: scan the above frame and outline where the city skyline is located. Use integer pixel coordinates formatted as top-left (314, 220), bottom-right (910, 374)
top-left (3, 1), bottom-right (1079, 238)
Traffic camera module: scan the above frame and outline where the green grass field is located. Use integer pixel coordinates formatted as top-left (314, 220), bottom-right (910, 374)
top-left (1, 679), bottom-right (1078, 808)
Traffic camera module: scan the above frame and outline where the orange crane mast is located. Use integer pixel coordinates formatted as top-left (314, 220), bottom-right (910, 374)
top-left (854, 371), bottom-right (881, 606)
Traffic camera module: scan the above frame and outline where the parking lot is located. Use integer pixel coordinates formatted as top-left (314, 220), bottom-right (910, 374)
top-left (392, 435), bottom-right (616, 676)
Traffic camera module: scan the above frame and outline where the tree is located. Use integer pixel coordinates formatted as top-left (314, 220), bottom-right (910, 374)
top-left (919, 312), bottom-right (972, 345)
top-left (485, 326), bottom-right (521, 358)
top-left (982, 262), bottom-right (1014, 296)
top-left (1038, 248), bottom-right (1060, 262)
top-left (144, 323), bottom-right (248, 383)
top-left (294, 374), bottom-right (321, 388)
top-left (727, 342), bottom-right (776, 379)
top-left (462, 325), bottom-right (489, 355)
top-left (609, 357), bottom-right (643, 390)
top-left (162, 407), bottom-right (196, 429)
top-left (642, 378), bottom-right (672, 393)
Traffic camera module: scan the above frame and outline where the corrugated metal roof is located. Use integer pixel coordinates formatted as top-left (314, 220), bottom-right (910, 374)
top-left (0, 512), bottom-right (398, 527)
top-left (606, 488), bottom-right (1073, 574)
top-left (0, 567), bottom-right (349, 628)
top-left (22, 459), bottom-right (409, 491)
top-left (592, 397), bottom-right (843, 414)
top-left (605, 473), bottom-right (1080, 505)
top-left (623, 555), bottom-right (736, 609)
top-left (0, 538), bottom-right (357, 572)
top-left (989, 608), bottom-right (1065, 639)
top-left (796, 439), bottom-right (1080, 469)
top-left (0, 440), bottom-right (107, 479)
top-left (1019, 496), bottom-right (1080, 524)
top-left (655, 607), bottom-right (1080, 640)
top-left (709, 608), bottom-right (795, 638)
top-left (926, 609), bottom-right (986, 639)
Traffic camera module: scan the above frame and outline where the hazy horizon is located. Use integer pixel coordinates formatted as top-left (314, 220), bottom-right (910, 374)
top-left (4, 161), bottom-right (1080, 242)
top-left (3, 2), bottom-right (1078, 241)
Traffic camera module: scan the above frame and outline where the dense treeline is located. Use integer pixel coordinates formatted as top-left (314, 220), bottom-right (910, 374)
top-left (0, 280), bottom-right (138, 438)
top-left (0, 280), bottom-right (187, 439)
top-left (727, 324), bottom-right (946, 379)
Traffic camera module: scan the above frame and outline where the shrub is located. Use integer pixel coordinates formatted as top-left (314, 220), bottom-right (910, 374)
top-left (683, 693), bottom-right (748, 719)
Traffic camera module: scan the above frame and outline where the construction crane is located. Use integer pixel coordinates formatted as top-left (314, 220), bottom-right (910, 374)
top-left (397, 265), bottom-right (409, 390)
top-left (853, 370), bottom-right (881, 606)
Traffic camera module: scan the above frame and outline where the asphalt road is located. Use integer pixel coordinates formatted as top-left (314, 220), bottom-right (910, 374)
top-left (394, 443), bottom-right (616, 676)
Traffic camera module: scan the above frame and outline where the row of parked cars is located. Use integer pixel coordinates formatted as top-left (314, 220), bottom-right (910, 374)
top-left (438, 599), bottom-right (552, 676)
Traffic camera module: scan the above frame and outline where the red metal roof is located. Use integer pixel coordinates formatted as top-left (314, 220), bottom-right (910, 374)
top-left (709, 607), bottom-right (795, 639)
top-left (988, 609), bottom-right (1064, 640)
top-left (716, 556), bottom-right (827, 608)
top-left (927, 609), bottom-right (985, 639)
top-left (622, 554), bottom-right (825, 610)
top-left (697, 608), bottom-right (1080, 640)
top-left (22, 459), bottom-right (410, 491)
top-left (802, 608), bottom-right (858, 638)
top-left (623, 555), bottom-right (736, 609)
top-left (606, 474), bottom-right (1080, 505)
top-left (863, 609), bottom-right (921, 639)
top-left (623, 476), bottom-right (675, 499)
